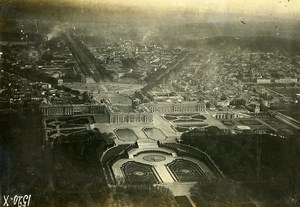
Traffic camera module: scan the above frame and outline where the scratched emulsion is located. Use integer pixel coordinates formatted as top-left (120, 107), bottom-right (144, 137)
top-left (1, 0), bottom-right (300, 207)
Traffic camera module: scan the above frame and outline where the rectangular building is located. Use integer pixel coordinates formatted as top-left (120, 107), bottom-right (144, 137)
top-left (145, 101), bottom-right (206, 113)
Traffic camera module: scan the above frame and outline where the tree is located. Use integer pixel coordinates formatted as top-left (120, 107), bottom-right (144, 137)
top-left (230, 98), bottom-right (246, 107)
top-left (106, 185), bottom-right (179, 207)
top-left (82, 91), bottom-right (91, 103)
top-left (206, 102), bottom-right (211, 108)
top-left (191, 178), bottom-right (253, 207)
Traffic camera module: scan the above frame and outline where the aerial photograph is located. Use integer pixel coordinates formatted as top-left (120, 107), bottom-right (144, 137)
top-left (1, 0), bottom-right (300, 206)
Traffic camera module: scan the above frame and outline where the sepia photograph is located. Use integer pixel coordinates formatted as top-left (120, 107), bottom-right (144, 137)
top-left (1, 0), bottom-right (300, 206)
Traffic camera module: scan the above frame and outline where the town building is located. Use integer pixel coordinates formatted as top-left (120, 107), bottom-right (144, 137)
top-left (274, 78), bottom-right (298, 84)
top-left (256, 78), bottom-right (271, 84)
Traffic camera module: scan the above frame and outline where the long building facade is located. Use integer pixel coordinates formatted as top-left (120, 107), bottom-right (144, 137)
top-left (108, 111), bottom-right (153, 123)
top-left (40, 100), bottom-right (205, 123)
top-left (144, 101), bottom-right (206, 113)
top-left (40, 102), bottom-right (153, 123)
top-left (40, 103), bottom-right (106, 116)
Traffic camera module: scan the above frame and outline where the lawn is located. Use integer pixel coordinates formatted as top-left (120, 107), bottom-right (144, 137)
top-left (121, 161), bottom-right (159, 184)
top-left (167, 159), bottom-right (205, 182)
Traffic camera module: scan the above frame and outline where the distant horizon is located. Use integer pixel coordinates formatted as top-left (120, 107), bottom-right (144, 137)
top-left (3, 0), bottom-right (300, 21)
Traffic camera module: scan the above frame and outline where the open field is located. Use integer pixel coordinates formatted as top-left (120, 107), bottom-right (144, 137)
top-left (220, 118), bottom-right (271, 132)
top-left (265, 86), bottom-right (300, 97)
top-left (63, 82), bottom-right (145, 95)
top-left (276, 104), bottom-right (300, 122)
top-left (219, 116), bottom-right (298, 135)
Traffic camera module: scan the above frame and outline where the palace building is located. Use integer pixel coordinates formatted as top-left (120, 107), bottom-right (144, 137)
top-left (40, 98), bottom-right (205, 123)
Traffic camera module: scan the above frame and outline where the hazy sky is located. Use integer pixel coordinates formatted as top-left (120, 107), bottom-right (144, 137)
top-left (15, 0), bottom-right (300, 20)
top-left (56, 0), bottom-right (300, 18)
